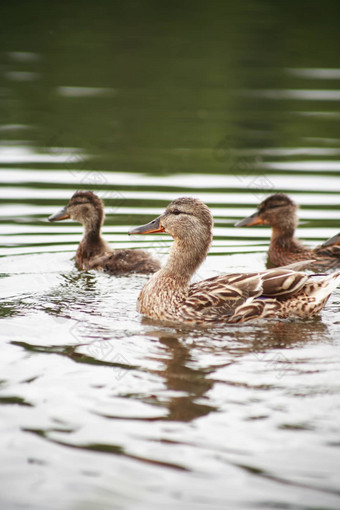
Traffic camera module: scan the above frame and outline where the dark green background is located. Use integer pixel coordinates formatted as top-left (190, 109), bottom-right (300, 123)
top-left (1, 0), bottom-right (340, 174)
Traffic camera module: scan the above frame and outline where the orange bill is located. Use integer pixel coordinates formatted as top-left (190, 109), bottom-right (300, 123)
top-left (129, 215), bottom-right (165, 235)
top-left (48, 206), bottom-right (70, 222)
top-left (234, 212), bottom-right (264, 227)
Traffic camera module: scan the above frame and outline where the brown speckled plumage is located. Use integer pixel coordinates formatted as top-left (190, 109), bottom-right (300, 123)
top-left (235, 194), bottom-right (340, 272)
top-left (129, 197), bottom-right (340, 325)
top-left (48, 190), bottom-right (160, 275)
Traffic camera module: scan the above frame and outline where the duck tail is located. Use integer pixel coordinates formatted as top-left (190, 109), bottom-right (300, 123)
top-left (304, 271), bottom-right (340, 304)
top-left (321, 232), bottom-right (340, 248)
top-left (231, 271), bottom-right (340, 323)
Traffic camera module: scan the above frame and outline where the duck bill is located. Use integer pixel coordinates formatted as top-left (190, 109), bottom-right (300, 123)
top-left (129, 215), bottom-right (165, 235)
top-left (235, 212), bottom-right (264, 227)
top-left (48, 206), bottom-right (70, 222)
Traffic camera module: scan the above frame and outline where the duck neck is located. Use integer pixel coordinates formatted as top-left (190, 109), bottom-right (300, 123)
top-left (271, 219), bottom-right (297, 248)
top-left (161, 231), bottom-right (212, 286)
top-left (82, 216), bottom-right (103, 244)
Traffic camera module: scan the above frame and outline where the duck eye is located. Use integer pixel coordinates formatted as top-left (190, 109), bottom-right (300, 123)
top-left (72, 200), bottom-right (88, 207)
top-left (267, 202), bottom-right (284, 210)
top-left (172, 208), bottom-right (181, 215)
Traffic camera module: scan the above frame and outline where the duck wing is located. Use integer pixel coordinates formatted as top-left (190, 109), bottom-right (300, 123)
top-left (186, 268), bottom-right (312, 322)
top-left (228, 269), bottom-right (309, 323)
top-left (232, 270), bottom-right (340, 323)
top-left (307, 234), bottom-right (340, 271)
top-left (187, 273), bottom-right (263, 317)
top-left (89, 249), bottom-right (161, 275)
top-left (277, 260), bottom-right (316, 271)
top-left (315, 242), bottom-right (340, 269)
top-left (259, 269), bottom-right (309, 298)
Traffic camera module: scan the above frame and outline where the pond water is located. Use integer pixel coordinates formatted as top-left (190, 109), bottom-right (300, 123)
top-left (1, 2), bottom-right (340, 509)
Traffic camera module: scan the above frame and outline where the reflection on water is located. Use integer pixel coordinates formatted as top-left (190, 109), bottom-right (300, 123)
top-left (1, 1), bottom-right (340, 509)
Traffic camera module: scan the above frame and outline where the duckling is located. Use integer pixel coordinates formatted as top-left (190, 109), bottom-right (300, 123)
top-left (235, 193), bottom-right (340, 272)
top-left (129, 197), bottom-right (339, 325)
top-left (48, 190), bottom-right (160, 275)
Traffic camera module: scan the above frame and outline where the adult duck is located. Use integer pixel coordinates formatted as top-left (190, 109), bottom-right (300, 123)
top-left (129, 197), bottom-right (339, 325)
top-left (235, 193), bottom-right (340, 272)
top-left (48, 190), bottom-right (160, 275)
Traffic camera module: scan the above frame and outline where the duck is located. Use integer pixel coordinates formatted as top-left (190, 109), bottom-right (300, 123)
top-left (48, 190), bottom-right (160, 275)
top-left (235, 193), bottom-right (340, 272)
top-left (129, 197), bottom-right (340, 325)
top-left (321, 231), bottom-right (340, 248)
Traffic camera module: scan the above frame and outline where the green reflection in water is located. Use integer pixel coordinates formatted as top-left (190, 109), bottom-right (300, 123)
top-left (1, 0), bottom-right (340, 175)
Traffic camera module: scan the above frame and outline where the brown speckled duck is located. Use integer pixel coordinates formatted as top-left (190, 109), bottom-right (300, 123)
top-left (235, 194), bottom-right (340, 272)
top-left (129, 197), bottom-right (339, 325)
top-left (48, 190), bottom-right (160, 275)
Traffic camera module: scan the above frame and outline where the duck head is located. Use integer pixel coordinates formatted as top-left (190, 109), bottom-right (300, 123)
top-left (130, 197), bottom-right (213, 244)
top-left (130, 197), bottom-right (214, 281)
top-left (235, 193), bottom-right (298, 231)
top-left (48, 190), bottom-right (105, 231)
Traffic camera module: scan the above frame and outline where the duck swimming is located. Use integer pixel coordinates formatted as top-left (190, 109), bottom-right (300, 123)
top-left (48, 190), bottom-right (160, 275)
top-left (235, 193), bottom-right (340, 272)
top-left (129, 197), bottom-right (339, 325)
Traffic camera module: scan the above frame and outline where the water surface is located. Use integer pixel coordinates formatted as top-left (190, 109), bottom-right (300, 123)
top-left (1, 2), bottom-right (340, 509)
